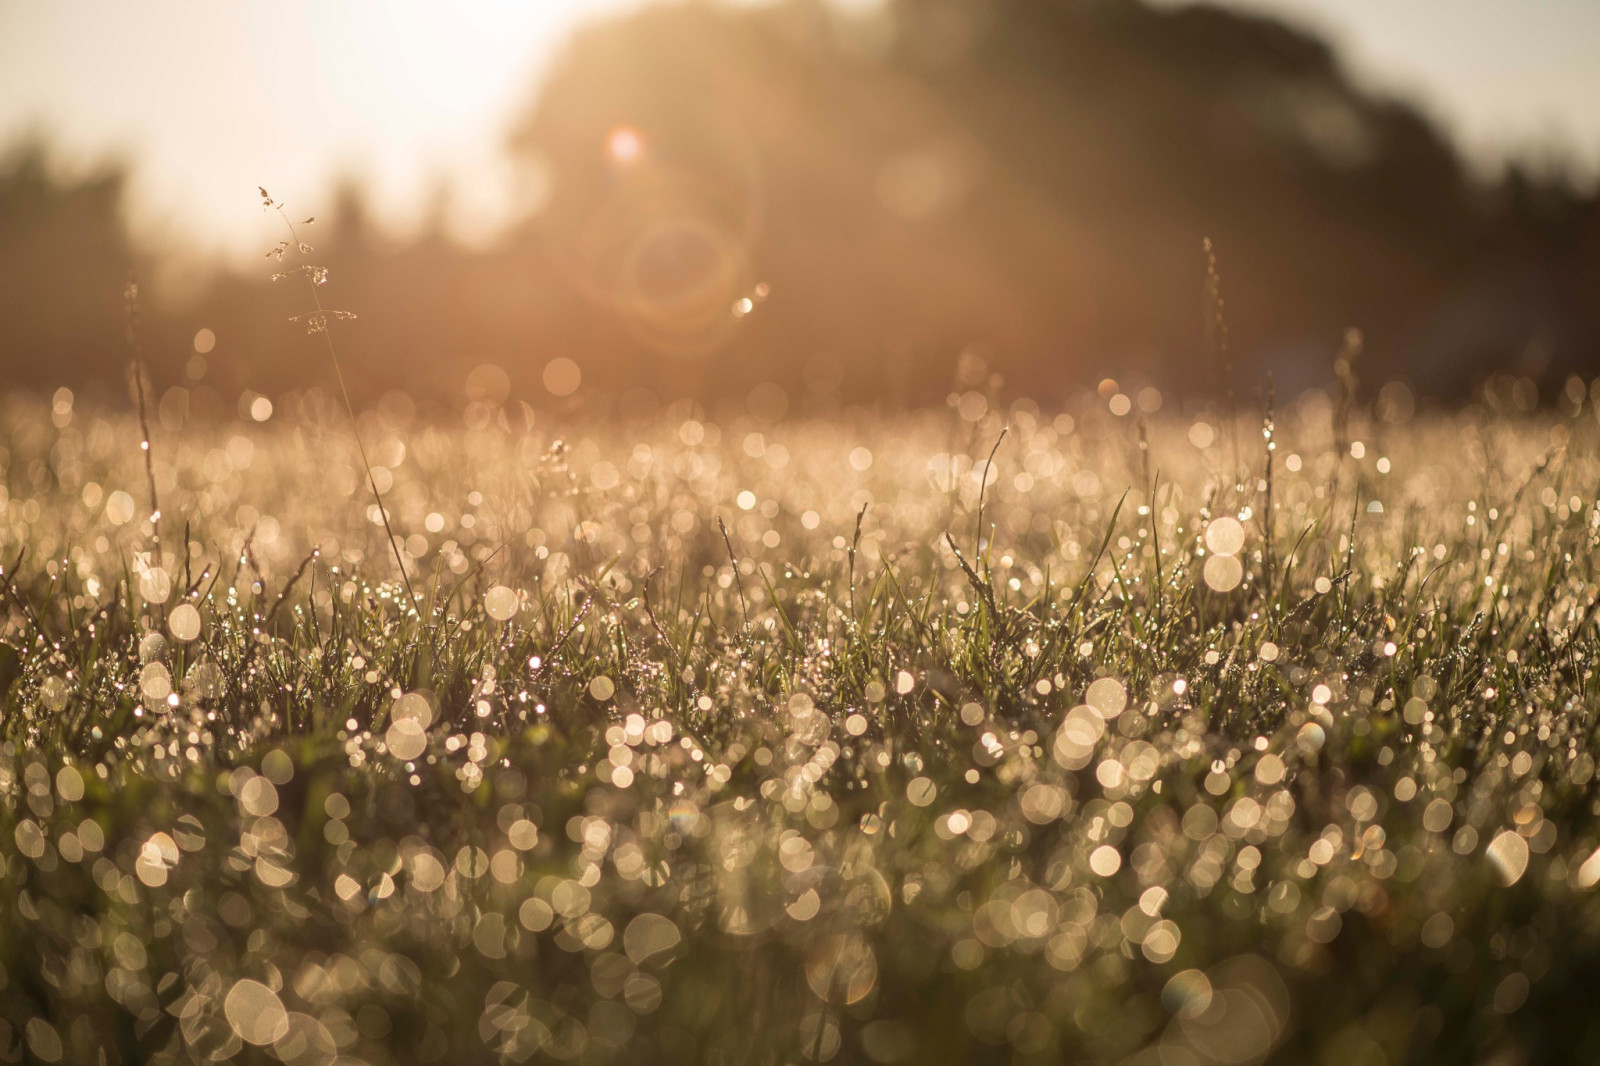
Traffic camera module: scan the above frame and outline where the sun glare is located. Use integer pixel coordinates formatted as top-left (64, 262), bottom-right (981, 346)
top-left (0, 0), bottom-right (646, 258)
top-left (607, 125), bottom-right (644, 163)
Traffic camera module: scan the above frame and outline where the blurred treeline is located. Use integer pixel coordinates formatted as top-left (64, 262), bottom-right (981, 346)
top-left (3, 0), bottom-right (1599, 413)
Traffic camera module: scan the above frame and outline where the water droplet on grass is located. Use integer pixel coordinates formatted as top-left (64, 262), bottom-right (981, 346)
top-left (1204, 554), bottom-right (1243, 592)
top-left (1487, 830), bottom-right (1530, 886)
top-left (225, 979), bottom-right (289, 1046)
top-left (1087, 677), bottom-right (1128, 718)
top-left (484, 585), bottom-right (518, 621)
top-left (1204, 516), bottom-right (1246, 555)
top-left (168, 602), bottom-right (202, 641)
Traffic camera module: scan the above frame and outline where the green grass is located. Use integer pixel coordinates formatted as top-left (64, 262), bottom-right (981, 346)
top-left (3, 380), bottom-right (1600, 1065)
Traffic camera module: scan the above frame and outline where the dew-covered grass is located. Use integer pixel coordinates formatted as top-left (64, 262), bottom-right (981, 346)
top-left (4, 377), bottom-right (1600, 1065)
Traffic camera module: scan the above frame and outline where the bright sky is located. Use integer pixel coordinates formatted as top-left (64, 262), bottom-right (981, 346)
top-left (0, 0), bottom-right (643, 260)
top-left (1, 0), bottom-right (1596, 263)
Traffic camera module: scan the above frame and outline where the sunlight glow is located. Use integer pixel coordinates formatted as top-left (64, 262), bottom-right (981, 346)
top-left (0, 0), bottom-right (646, 259)
top-left (607, 126), bottom-right (644, 164)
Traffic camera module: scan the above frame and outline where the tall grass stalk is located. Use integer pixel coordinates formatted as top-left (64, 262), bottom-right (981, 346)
top-left (261, 189), bottom-right (420, 618)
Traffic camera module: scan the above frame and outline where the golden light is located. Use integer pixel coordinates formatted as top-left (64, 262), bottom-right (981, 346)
top-left (607, 126), bottom-right (644, 164)
top-left (0, 0), bottom-right (649, 258)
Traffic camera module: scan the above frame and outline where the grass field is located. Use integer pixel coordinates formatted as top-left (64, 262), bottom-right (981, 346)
top-left (3, 378), bottom-right (1600, 1065)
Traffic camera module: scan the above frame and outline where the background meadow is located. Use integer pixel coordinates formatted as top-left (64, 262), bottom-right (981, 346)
top-left (4, 372), bottom-right (1600, 1062)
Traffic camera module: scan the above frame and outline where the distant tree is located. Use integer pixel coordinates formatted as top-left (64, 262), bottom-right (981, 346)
top-left (0, 143), bottom-right (136, 394)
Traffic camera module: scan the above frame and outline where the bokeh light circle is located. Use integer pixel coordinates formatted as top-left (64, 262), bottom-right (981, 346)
top-left (1204, 553), bottom-right (1244, 592)
top-left (1204, 516), bottom-right (1246, 556)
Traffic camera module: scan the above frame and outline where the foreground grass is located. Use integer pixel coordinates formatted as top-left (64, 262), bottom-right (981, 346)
top-left (3, 382), bottom-right (1600, 1065)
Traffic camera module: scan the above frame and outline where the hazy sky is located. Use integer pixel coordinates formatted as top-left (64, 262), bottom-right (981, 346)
top-left (0, 0), bottom-right (643, 258)
top-left (1157, 0), bottom-right (1600, 175)
top-left (2, 0), bottom-right (1596, 261)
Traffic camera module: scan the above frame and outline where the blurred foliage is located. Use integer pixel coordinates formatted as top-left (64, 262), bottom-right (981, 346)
top-left (3, 0), bottom-right (1600, 409)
